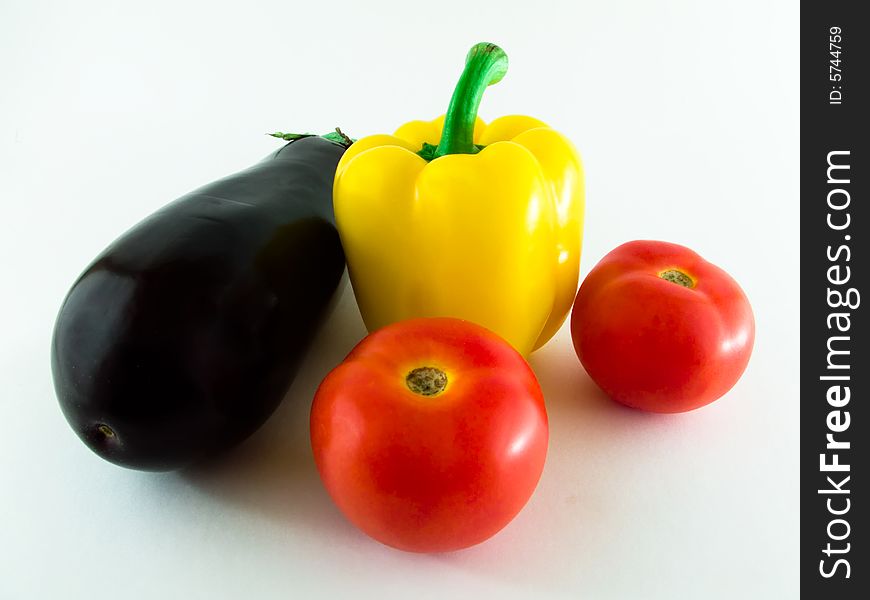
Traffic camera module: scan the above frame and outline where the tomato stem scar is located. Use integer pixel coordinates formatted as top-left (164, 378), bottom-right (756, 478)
top-left (406, 367), bottom-right (448, 396)
top-left (659, 269), bottom-right (694, 288)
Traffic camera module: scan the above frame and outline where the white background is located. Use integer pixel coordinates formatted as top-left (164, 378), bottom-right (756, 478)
top-left (0, 1), bottom-right (799, 598)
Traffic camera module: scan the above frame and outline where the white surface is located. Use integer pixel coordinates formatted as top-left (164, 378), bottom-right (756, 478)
top-left (0, 1), bottom-right (799, 598)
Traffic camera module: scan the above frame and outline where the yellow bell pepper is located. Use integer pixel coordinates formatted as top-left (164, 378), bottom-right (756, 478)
top-left (333, 42), bottom-right (584, 355)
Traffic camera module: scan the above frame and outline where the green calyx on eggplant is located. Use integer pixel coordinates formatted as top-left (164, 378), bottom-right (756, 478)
top-left (51, 133), bottom-right (351, 471)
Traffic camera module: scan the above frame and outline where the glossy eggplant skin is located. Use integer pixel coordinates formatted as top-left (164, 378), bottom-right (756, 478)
top-left (51, 136), bottom-right (347, 471)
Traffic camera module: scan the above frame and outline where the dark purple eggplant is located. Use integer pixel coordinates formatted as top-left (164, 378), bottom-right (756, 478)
top-left (51, 135), bottom-right (348, 471)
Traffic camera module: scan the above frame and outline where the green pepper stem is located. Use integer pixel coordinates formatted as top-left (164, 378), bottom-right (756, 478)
top-left (433, 42), bottom-right (508, 159)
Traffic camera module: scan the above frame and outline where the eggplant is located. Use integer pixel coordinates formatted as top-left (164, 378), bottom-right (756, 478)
top-left (51, 135), bottom-right (348, 471)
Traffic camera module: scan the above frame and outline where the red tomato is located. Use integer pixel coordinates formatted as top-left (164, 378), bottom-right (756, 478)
top-left (570, 241), bottom-right (754, 413)
top-left (310, 317), bottom-right (548, 553)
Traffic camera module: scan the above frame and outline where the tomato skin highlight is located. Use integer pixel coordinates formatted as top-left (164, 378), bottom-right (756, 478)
top-left (310, 318), bottom-right (548, 553)
top-left (570, 240), bottom-right (755, 413)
